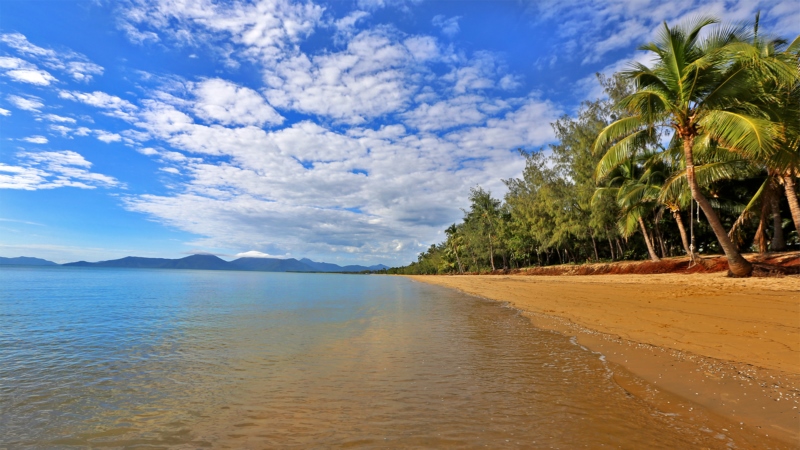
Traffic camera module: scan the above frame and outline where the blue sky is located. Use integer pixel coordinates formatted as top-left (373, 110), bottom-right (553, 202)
top-left (1, 0), bottom-right (797, 265)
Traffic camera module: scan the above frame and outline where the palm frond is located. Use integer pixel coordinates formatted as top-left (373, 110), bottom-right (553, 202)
top-left (594, 130), bottom-right (653, 181)
top-left (593, 116), bottom-right (646, 153)
top-left (616, 88), bottom-right (670, 121)
top-left (699, 110), bottom-right (777, 159)
top-left (728, 177), bottom-right (768, 237)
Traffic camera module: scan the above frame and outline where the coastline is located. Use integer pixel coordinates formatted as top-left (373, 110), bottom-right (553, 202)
top-left (407, 273), bottom-right (800, 446)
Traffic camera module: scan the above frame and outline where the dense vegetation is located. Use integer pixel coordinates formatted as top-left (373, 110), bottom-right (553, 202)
top-left (392, 16), bottom-right (800, 277)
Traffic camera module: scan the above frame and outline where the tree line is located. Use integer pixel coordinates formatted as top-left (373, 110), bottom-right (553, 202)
top-left (391, 16), bottom-right (799, 277)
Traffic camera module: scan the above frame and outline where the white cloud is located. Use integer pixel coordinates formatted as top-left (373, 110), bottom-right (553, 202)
top-left (0, 56), bottom-right (31, 69)
top-left (49, 125), bottom-right (74, 137)
top-left (59, 90), bottom-right (137, 110)
top-left (0, 33), bottom-right (104, 82)
top-left (526, 0), bottom-right (799, 65)
top-left (333, 11), bottom-right (370, 38)
top-left (402, 95), bottom-right (487, 131)
top-left (0, 108), bottom-right (10, 116)
top-left (106, 0), bottom-right (566, 263)
top-left (5, 68), bottom-right (57, 85)
top-left (432, 15), bottom-right (461, 37)
top-left (0, 151), bottom-right (120, 191)
top-left (193, 78), bottom-right (283, 127)
top-left (264, 29), bottom-right (430, 122)
top-left (0, 33), bottom-right (58, 58)
top-left (95, 131), bottom-right (123, 143)
top-left (59, 90), bottom-right (138, 121)
top-left (43, 114), bottom-right (77, 123)
top-left (444, 51), bottom-right (501, 94)
top-left (0, 55), bottom-right (57, 85)
top-left (21, 136), bottom-right (48, 144)
top-left (67, 61), bottom-right (104, 82)
top-left (7, 94), bottom-right (44, 112)
top-left (117, 0), bottom-right (324, 61)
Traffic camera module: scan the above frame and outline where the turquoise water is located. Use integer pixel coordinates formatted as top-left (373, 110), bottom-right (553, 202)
top-left (0, 266), bottom-right (747, 448)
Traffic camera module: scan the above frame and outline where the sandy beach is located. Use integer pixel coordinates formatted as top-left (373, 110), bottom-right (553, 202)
top-left (408, 273), bottom-right (800, 446)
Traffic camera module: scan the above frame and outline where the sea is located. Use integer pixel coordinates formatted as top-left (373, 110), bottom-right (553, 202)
top-left (0, 266), bottom-right (756, 448)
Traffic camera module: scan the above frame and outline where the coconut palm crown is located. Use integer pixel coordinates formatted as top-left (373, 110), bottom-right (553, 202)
top-left (593, 16), bottom-right (799, 276)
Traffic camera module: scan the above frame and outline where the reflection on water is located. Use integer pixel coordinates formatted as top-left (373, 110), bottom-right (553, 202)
top-left (0, 267), bottom-right (747, 448)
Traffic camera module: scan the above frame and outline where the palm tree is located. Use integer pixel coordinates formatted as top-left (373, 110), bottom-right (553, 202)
top-left (763, 35), bottom-right (800, 235)
top-left (595, 17), bottom-right (797, 276)
top-left (444, 224), bottom-right (464, 274)
top-left (594, 160), bottom-right (662, 261)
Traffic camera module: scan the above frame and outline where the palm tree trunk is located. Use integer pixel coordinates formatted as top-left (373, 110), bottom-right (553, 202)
top-left (783, 175), bottom-right (800, 233)
top-left (769, 190), bottom-right (785, 251)
top-left (590, 232), bottom-right (599, 261)
top-left (607, 234), bottom-right (615, 260)
top-left (755, 200), bottom-right (770, 253)
top-left (638, 216), bottom-right (660, 261)
top-left (683, 138), bottom-right (752, 276)
top-left (672, 210), bottom-right (692, 256)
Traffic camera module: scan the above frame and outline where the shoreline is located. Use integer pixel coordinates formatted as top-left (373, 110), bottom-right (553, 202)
top-left (407, 273), bottom-right (800, 447)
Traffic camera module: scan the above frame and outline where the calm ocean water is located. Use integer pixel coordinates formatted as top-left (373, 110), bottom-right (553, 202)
top-left (0, 266), bottom-right (746, 448)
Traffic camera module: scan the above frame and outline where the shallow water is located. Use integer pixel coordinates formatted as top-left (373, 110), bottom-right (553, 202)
top-left (0, 267), bottom-right (746, 448)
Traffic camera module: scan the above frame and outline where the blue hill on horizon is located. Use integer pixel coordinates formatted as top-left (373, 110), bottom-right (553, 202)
top-left (0, 256), bottom-right (59, 266)
top-left (60, 254), bottom-right (389, 273)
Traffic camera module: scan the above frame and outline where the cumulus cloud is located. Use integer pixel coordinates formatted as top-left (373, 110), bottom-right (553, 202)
top-left (402, 95), bottom-right (488, 131)
top-left (59, 90), bottom-right (138, 121)
top-left (43, 114), bottom-right (77, 123)
top-left (432, 15), bottom-right (461, 37)
top-left (0, 33), bottom-right (58, 58)
top-left (95, 130), bottom-right (123, 143)
top-left (6, 68), bottom-right (57, 85)
top-left (67, 61), bottom-right (104, 82)
top-left (0, 55), bottom-right (57, 85)
top-left (263, 29), bottom-right (430, 123)
top-left (526, 0), bottom-right (799, 65)
top-left (0, 33), bottom-right (104, 82)
top-left (117, 0), bottom-right (324, 61)
top-left (193, 78), bottom-right (283, 126)
top-left (7, 94), bottom-right (44, 112)
top-left (99, 0), bottom-right (566, 263)
top-left (21, 136), bottom-right (48, 144)
top-left (0, 151), bottom-right (120, 190)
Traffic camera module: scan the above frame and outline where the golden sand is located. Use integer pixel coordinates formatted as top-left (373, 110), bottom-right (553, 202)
top-left (407, 273), bottom-right (800, 445)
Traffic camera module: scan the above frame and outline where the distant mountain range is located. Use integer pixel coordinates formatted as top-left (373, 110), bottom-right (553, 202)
top-left (61, 254), bottom-right (390, 273)
top-left (0, 256), bottom-right (59, 266)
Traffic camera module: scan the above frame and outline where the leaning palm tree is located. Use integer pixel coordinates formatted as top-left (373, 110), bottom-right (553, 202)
top-left (594, 17), bottom-right (797, 276)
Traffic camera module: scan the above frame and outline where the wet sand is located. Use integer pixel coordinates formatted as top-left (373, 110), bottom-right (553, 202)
top-left (408, 273), bottom-right (800, 446)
